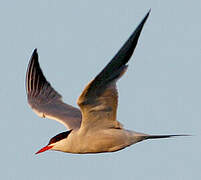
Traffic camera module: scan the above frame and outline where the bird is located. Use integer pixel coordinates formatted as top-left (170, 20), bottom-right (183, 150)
top-left (26, 10), bottom-right (187, 155)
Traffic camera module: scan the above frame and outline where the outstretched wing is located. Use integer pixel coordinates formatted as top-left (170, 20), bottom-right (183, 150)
top-left (26, 49), bottom-right (82, 129)
top-left (77, 11), bottom-right (150, 130)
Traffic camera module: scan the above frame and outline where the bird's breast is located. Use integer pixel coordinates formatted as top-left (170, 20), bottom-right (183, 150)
top-left (61, 128), bottom-right (136, 154)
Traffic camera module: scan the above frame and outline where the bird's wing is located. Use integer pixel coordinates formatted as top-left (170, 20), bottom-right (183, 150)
top-left (77, 11), bottom-right (150, 130)
top-left (26, 49), bottom-right (82, 130)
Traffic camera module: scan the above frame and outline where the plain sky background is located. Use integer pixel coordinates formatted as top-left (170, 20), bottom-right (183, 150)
top-left (1, 0), bottom-right (200, 180)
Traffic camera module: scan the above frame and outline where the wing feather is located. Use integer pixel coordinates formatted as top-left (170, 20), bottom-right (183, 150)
top-left (26, 49), bottom-right (82, 129)
top-left (78, 11), bottom-right (150, 130)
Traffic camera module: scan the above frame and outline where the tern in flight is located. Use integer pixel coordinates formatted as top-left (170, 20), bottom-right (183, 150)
top-left (26, 11), bottom-right (186, 154)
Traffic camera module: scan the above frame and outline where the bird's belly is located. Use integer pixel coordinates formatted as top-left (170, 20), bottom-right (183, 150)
top-left (66, 129), bottom-right (135, 154)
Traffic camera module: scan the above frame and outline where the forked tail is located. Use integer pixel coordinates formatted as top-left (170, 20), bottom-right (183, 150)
top-left (144, 134), bottom-right (190, 140)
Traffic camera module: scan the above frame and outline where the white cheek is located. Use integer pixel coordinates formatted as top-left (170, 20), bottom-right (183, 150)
top-left (52, 139), bottom-right (68, 151)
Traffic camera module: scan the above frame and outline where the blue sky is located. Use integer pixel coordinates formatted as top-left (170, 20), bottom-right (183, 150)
top-left (1, 1), bottom-right (200, 179)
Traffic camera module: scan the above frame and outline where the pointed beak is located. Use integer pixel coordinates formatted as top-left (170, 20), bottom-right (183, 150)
top-left (35, 145), bottom-right (53, 155)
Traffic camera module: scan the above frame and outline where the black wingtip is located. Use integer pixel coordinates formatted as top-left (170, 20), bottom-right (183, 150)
top-left (123, 10), bottom-right (151, 55)
top-left (115, 10), bottom-right (150, 63)
top-left (137, 9), bottom-right (150, 31)
top-left (32, 48), bottom-right (38, 58)
top-left (29, 49), bottom-right (38, 63)
top-left (93, 11), bottom-right (151, 85)
top-left (33, 48), bottom-right (37, 53)
top-left (26, 48), bottom-right (40, 94)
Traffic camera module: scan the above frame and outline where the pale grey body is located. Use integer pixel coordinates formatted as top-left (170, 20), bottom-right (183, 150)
top-left (52, 129), bottom-right (145, 154)
top-left (26, 11), bottom-right (186, 155)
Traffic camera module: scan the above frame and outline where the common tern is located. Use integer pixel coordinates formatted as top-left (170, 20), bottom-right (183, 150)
top-left (26, 10), bottom-right (187, 154)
